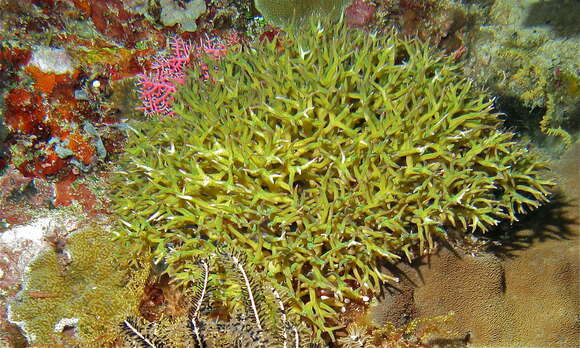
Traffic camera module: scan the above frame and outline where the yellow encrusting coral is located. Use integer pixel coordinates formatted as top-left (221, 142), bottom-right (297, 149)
top-left (8, 226), bottom-right (149, 346)
top-left (111, 19), bottom-right (553, 337)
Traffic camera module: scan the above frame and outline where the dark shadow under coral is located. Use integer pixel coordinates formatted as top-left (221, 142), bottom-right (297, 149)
top-left (495, 95), bottom-right (580, 156)
top-left (485, 190), bottom-right (577, 259)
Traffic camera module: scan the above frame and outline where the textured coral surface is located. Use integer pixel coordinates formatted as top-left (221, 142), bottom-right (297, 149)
top-left (254, 0), bottom-right (352, 27)
top-left (7, 225), bottom-right (149, 346)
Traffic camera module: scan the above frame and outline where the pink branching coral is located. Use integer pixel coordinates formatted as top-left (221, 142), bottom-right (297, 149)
top-left (194, 35), bottom-right (232, 81)
top-left (136, 37), bottom-right (191, 117)
top-left (136, 35), bottom-right (232, 118)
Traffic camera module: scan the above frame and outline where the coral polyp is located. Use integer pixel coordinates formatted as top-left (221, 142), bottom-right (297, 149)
top-left (111, 20), bottom-right (553, 336)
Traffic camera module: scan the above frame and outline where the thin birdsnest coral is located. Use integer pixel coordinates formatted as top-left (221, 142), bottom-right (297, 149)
top-left (112, 20), bottom-right (553, 337)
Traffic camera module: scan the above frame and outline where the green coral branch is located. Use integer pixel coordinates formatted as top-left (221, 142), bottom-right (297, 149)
top-left (111, 18), bottom-right (553, 338)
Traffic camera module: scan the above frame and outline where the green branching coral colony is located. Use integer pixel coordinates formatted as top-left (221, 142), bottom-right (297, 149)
top-left (112, 20), bottom-right (553, 337)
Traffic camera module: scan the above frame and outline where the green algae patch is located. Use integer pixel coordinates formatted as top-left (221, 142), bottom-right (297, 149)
top-left (8, 226), bottom-right (149, 346)
top-left (112, 21), bottom-right (553, 337)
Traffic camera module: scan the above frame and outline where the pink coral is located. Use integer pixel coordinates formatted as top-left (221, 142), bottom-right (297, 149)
top-left (195, 35), bottom-right (232, 80)
top-left (137, 35), bottom-right (232, 118)
top-left (136, 37), bottom-right (192, 117)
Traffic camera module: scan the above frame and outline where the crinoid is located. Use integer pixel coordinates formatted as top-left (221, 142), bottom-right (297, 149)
top-left (121, 247), bottom-right (322, 348)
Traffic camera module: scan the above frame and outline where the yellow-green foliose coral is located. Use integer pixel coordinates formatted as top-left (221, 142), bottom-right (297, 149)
top-left (8, 226), bottom-right (149, 346)
top-left (111, 21), bottom-right (553, 336)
